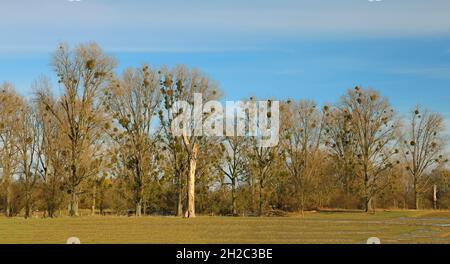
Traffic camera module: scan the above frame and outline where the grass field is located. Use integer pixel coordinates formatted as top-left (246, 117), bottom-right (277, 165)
top-left (1, 210), bottom-right (450, 244)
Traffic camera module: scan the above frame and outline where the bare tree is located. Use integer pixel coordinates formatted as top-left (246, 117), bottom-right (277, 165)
top-left (160, 65), bottom-right (220, 218)
top-left (341, 87), bottom-right (399, 212)
top-left (324, 106), bottom-right (361, 204)
top-left (0, 83), bottom-right (22, 217)
top-left (217, 136), bottom-right (248, 215)
top-left (243, 98), bottom-right (279, 216)
top-left (16, 99), bottom-right (41, 218)
top-left (5, 41), bottom-right (450, 216)
top-left (402, 107), bottom-right (447, 209)
top-left (35, 81), bottom-right (66, 218)
top-left (104, 65), bottom-right (160, 216)
top-left (37, 43), bottom-right (116, 216)
top-left (158, 106), bottom-right (187, 217)
top-left (280, 100), bottom-right (324, 214)
top-left (248, 140), bottom-right (277, 216)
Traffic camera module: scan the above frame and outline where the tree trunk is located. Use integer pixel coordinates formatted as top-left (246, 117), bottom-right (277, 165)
top-left (136, 202), bottom-right (142, 217)
top-left (414, 191), bottom-right (420, 210)
top-left (365, 197), bottom-right (372, 213)
top-left (99, 188), bottom-right (104, 216)
top-left (185, 144), bottom-right (198, 218)
top-left (24, 190), bottom-right (32, 219)
top-left (259, 184), bottom-right (263, 216)
top-left (371, 198), bottom-right (376, 213)
top-left (364, 169), bottom-right (371, 213)
top-left (300, 193), bottom-right (305, 217)
top-left (5, 184), bottom-right (12, 217)
top-left (433, 184), bottom-right (437, 210)
top-left (48, 207), bottom-right (55, 218)
top-left (135, 184), bottom-right (143, 217)
top-left (176, 171), bottom-right (183, 217)
top-left (249, 174), bottom-right (256, 214)
top-left (143, 202), bottom-right (147, 216)
top-left (91, 184), bottom-right (96, 216)
top-left (231, 178), bottom-right (237, 216)
top-left (48, 185), bottom-right (56, 218)
top-left (68, 191), bottom-right (78, 216)
top-left (69, 143), bottom-right (78, 217)
top-left (413, 176), bottom-right (419, 210)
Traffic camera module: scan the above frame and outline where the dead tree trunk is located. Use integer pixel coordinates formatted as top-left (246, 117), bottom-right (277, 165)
top-left (185, 144), bottom-right (198, 218)
top-left (433, 184), bottom-right (438, 210)
top-left (136, 202), bottom-right (142, 217)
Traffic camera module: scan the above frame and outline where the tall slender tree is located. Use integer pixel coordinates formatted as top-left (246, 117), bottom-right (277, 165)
top-left (104, 65), bottom-right (160, 216)
top-left (0, 83), bottom-right (22, 217)
top-left (402, 106), bottom-right (447, 209)
top-left (280, 100), bottom-right (325, 214)
top-left (324, 106), bottom-right (360, 203)
top-left (341, 87), bottom-right (399, 212)
top-left (35, 79), bottom-right (66, 218)
top-left (16, 100), bottom-right (40, 218)
top-left (160, 65), bottom-right (220, 218)
top-left (217, 136), bottom-right (248, 215)
top-left (37, 43), bottom-right (116, 216)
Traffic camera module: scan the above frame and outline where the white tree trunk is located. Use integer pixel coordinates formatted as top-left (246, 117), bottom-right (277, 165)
top-left (185, 144), bottom-right (198, 218)
top-left (136, 203), bottom-right (142, 217)
top-left (433, 184), bottom-right (438, 210)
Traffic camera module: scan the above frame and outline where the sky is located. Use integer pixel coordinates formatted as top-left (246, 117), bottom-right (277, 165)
top-left (0, 0), bottom-right (449, 117)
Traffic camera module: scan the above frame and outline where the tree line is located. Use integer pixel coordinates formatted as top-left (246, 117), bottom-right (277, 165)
top-left (1, 43), bottom-right (449, 219)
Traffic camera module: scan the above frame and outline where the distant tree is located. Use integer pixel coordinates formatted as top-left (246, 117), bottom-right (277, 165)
top-left (37, 43), bottom-right (116, 216)
top-left (324, 106), bottom-right (361, 206)
top-left (104, 65), bottom-right (161, 216)
top-left (16, 99), bottom-right (41, 218)
top-left (35, 79), bottom-right (66, 218)
top-left (244, 98), bottom-right (279, 216)
top-left (158, 97), bottom-right (188, 217)
top-left (0, 83), bottom-right (22, 217)
top-left (217, 136), bottom-right (248, 215)
top-left (193, 138), bottom-right (222, 215)
top-left (159, 65), bottom-right (220, 218)
top-left (430, 168), bottom-right (450, 209)
top-left (402, 107), bottom-right (447, 209)
top-left (340, 87), bottom-right (399, 212)
top-left (280, 100), bottom-right (325, 214)
top-left (4, 41), bottom-right (450, 216)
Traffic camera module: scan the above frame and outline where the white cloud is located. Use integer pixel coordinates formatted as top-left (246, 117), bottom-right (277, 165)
top-left (3, 0), bottom-right (450, 33)
top-left (1, 0), bottom-right (450, 52)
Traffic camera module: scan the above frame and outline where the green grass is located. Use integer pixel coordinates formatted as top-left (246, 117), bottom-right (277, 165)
top-left (1, 210), bottom-right (449, 244)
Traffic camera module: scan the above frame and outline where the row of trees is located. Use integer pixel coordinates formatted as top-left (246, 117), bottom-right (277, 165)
top-left (1, 43), bottom-right (449, 218)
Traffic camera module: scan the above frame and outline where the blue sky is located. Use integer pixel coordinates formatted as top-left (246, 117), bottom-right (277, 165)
top-left (0, 0), bottom-right (450, 117)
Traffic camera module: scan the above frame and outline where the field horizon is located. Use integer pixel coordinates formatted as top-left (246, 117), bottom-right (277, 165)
top-left (1, 210), bottom-right (449, 244)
